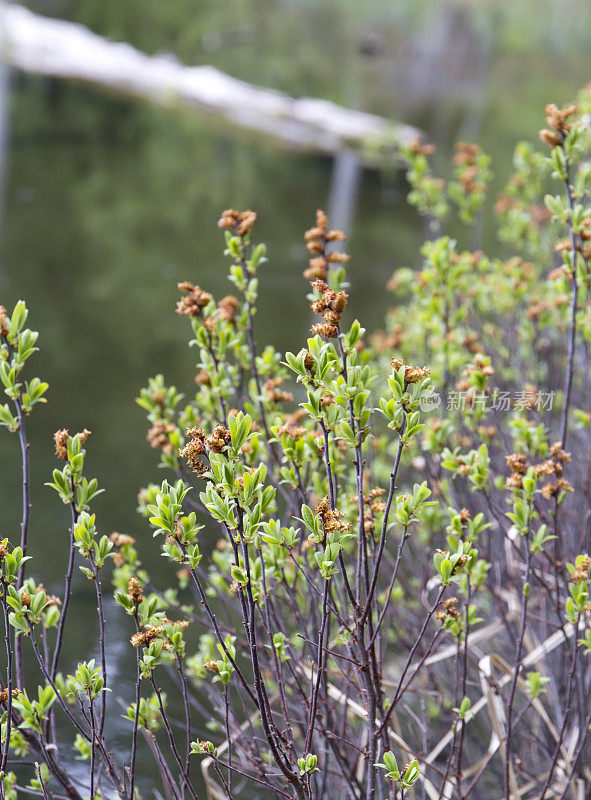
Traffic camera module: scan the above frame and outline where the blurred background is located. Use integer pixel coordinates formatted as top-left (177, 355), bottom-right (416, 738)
top-left (0, 0), bottom-right (590, 793)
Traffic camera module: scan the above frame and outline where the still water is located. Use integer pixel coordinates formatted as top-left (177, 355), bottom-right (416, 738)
top-left (0, 5), bottom-right (590, 792)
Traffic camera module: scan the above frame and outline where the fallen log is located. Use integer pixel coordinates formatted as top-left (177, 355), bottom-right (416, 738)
top-left (0, 3), bottom-right (420, 164)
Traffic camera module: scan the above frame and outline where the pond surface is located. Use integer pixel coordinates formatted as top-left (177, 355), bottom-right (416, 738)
top-left (1, 1), bottom-right (590, 795)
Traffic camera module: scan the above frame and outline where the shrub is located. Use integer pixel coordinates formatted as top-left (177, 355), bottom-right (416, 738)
top-left (1, 93), bottom-right (590, 800)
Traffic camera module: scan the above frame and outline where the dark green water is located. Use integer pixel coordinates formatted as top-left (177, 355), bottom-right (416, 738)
top-left (1, 0), bottom-right (590, 795)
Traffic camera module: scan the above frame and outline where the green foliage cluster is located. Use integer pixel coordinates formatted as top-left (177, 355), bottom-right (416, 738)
top-left (1, 89), bottom-right (591, 800)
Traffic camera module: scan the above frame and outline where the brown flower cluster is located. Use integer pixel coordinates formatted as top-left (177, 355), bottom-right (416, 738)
top-left (275, 409), bottom-right (308, 440)
top-left (109, 532), bottom-right (136, 567)
top-left (408, 137), bottom-right (436, 157)
top-left (130, 619), bottom-right (189, 648)
top-left (31, 583), bottom-right (61, 608)
top-left (477, 424), bottom-right (497, 440)
top-left (147, 420), bottom-right (176, 455)
top-left (362, 511), bottom-right (374, 534)
top-left (530, 203), bottom-right (552, 228)
top-left (547, 266), bottom-right (571, 283)
top-left (359, 489), bottom-right (386, 531)
top-left (300, 349), bottom-right (315, 372)
top-left (466, 354), bottom-right (494, 380)
top-left (527, 301), bottom-right (549, 321)
top-left (455, 355), bottom-right (494, 398)
top-left (127, 576), bottom-right (143, 604)
top-left (454, 250), bottom-right (484, 270)
top-left (539, 103), bottom-right (577, 146)
top-left (217, 295), bottom-right (240, 323)
top-left (435, 549), bottom-right (469, 575)
top-left (234, 466), bottom-right (259, 493)
top-left (53, 428), bottom-right (91, 460)
top-left (500, 257), bottom-right (536, 293)
top-left (217, 208), bottom-right (257, 237)
top-left (303, 210), bottom-right (348, 281)
top-left (151, 389), bottom-right (165, 408)
top-left (130, 625), bottom-right (166, 648)
top-left (494, 194), bottom-right (516, 216)
top-left (53, 429), bottom-right (69, 460)
top-left (555, 216), bottom-right (591, 260)
top-left (194, 740), bottom-right (216, 755)
top-left (315, 497), bottom-right (351, 536)
top-left (370, 324), bottom-right (404, 353)
top-left (549, 442), bottom-right (571, 462)
top-left (176, 282), bottom-right (213, 318)
top-left (496, 194), bottom-right (551, 230)
top-left (539, 443), bottom-right (573, 498)
top-left (453, 142), bottom-right (486, 194)
top-left (109, 532), bottom-right (135, 549)
top-left (264, 377), bottom-right (293, 404)
top-left (43, 593), bottom-right (61, 608)
top-left (364, 487), bottom-right (386, 504)
top-left (206, 424), bottom-right (232, 453)
top-left (437, 596), bottom-right (460, 625)
top-left (358, 490), bottom-right (387, 533)
top-left (180, 426), bottom-right (207, 475)
top-left (228, 407), bottom-right (255, 425)
top-left (581, 218), bottom-right (591, 243)
top-left (391, 357), bottom-right (430, 384)
top-left (195, 369), bottom-right (210, 386)
top-left (527, 293), bottom-right (568, 320)
top-left (459, 508), bottom-right (471, 525)
top-left (80, 428), bottom-right (92, 444)
top-left (386, 273), bottom-right (403, 293)
top-left (310, 279), bottom-right (348, 339)
top-left (0, 305), bottom-right (8, 338)
top-left (0, 687), bottom-right (20, 704)
top-left (540, 478), bottom-right (575, 499)
top-left (570, 556), bottom-right (591, 583)
top-left (506, 444), bottom-right (572, 494)
top-left (180, 423), bottom-right (233, 473)
top-left (176, 567), bottom-right (190, 584)
top-left (321, 393), bottom-right (335, 408)
top-left (462, 332), bottom-right (483, 355)
top-left (505, 452), bottom-right (527, 487)
top-left (453, 142), bottom-right (481, 166)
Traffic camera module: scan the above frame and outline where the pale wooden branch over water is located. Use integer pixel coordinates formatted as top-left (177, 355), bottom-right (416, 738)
top-left (0, 4), bottom-right (421, 163)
